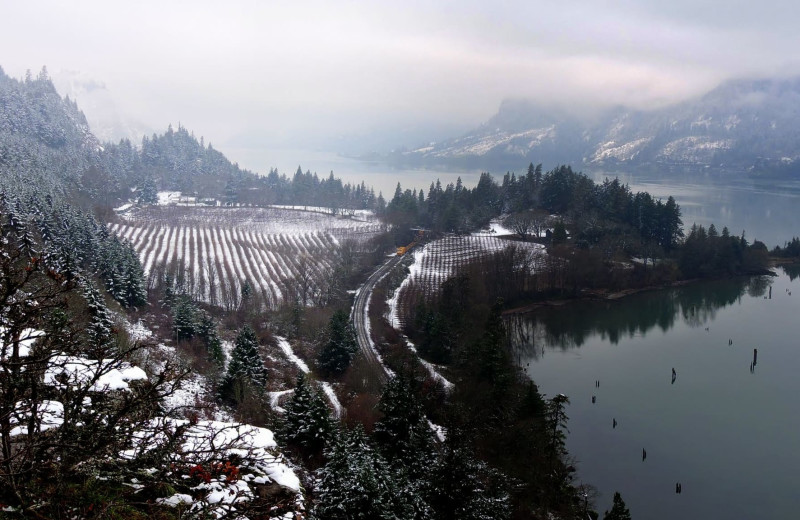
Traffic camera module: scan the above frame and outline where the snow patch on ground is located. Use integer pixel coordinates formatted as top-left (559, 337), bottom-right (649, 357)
top-left (0, 327), bottom-right (43, 359)
top-left (127, 419), bottom-right (303, 515)
top-left (320, 382), bottom-right (343, 419)
top-left (163, 372), bottom-right (207, 414)
top-left (269, 204), bottom-right (375, 220)
top-left (472, 218), bottom-right (514, 237)
top-left (404, 338), bottom-right (454, 391)
top-left (221, 340), bottom-right (234, 369)
top-left (386, 247), bottom-right (424, 328)
top-left (157, 191), bottom-right (182, 205)
top-left (10, 400), bottom-right (64, 436)
top-left (127, 320), bottom-right (153, 342)
top-left (44, 355), bottom-right (147, 391)
top-left (156, 494), bottom-right (193, 507)
top-left (269, 389), bottom-right (293, 414)
top-left (428, 420), bottom-right (447, 442)
top-left (275, 336), bottom-right (309, 373)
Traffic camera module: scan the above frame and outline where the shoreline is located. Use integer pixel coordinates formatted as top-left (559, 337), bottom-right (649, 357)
top-left (503, 268), bottom-right (779, 316)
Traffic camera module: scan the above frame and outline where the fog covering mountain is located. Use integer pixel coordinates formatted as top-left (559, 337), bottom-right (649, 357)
top-left (387, 77), bottom-right (800, 177)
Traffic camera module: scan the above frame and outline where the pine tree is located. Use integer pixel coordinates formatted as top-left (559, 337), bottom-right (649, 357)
top-left (82, 281), bottom-right (115, 353)
top-left (280, 373), bottom-right (332, 457)
top-left (172, 296), bottom-right (198, 341)
top-left (137, 175), bottom-right (158, 204)
top-left (121, 252), bottom-right (147, 307)
top-left (427, 428), bottom-right (512, 520)
top-left (552, 219), bottom-right (568, 245)
top-left (219, 325), bottom-right (267, 401)
top-left (317, 310), bottom-right (358, 375)
top-left (603, 492), bottom-right (632, 520)
top-left (314, 426), bottom-right (414, 520)
top-left (373, 372), bottom-right (435, 475)
top-left (197, 311), bottom-right (225, 368)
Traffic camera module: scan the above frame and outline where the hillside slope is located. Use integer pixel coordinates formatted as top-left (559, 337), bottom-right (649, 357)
top-left (389, 77), bottom-right (800, 177)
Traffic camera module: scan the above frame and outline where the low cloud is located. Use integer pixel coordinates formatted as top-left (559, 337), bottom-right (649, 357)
top-left (2, 0), bottom-right (798, 156)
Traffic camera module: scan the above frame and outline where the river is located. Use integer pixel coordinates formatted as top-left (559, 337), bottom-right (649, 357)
top-left (509, 265), bottom-right (800, 519)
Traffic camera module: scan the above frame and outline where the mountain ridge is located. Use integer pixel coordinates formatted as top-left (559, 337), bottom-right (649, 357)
top-left (384, 76), bottom-right (800, 177)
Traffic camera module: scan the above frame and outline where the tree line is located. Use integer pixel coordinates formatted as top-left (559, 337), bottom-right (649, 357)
top-left (385, 164), bottom-right (683, 256)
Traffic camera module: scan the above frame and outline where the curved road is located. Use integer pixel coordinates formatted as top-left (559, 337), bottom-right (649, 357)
top-left (351, 254), bottom-right (404, 386)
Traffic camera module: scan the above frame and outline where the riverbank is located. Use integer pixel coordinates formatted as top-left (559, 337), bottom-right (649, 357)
top-left (503, 268), bottom-right (778, 315)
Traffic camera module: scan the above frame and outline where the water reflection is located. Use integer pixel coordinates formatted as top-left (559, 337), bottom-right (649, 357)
top-left (507, 277), bottom-right (771, 358)
top-left (781, 263), bottom-right (800, 281)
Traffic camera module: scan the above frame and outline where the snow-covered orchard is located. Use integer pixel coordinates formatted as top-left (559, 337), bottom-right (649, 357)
top-left (388, 235), bottom-right (545, 330)
top-left (111, 205), bottom-right (387, 309)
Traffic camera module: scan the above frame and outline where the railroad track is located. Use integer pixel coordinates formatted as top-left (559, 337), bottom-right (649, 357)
top-left (350, 253), bottom-right (405, 385)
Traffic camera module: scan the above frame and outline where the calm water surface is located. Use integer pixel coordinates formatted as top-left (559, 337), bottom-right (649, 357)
top-left (510, 266), bottom-right (800, 519)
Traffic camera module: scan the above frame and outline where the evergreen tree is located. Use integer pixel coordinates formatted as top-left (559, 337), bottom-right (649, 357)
top-left (314, 426), bottom-right (414, 520)
top-left (373, 372), bottom-right (435, 475)
top-left (137, 175), bottom-right (158, 204)
top-left (172, 296), bottom-right (198, 341)
top-left (427, 428), bottom-right (512, 520)
top-left (552, 220), bottom-right (568, 245)
top-left (197, 311), bottom-right (225, 368)
top-left (219, 325), bottom-right (267, 401)
top-left (603, 492), bottom-right (632, 520)
top-left (280, 373), bottom-right (332, 457)
top-left (82, 281), bottom-right (115, 352)
top-left (121, 250), bottom-right (147, 307)
top-left (317, 310), bottom-right (358, 375)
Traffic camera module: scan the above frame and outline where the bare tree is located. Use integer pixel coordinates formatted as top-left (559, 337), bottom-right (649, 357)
top-left (505, 211), bottom-right (533, 241)
top-left (506, 209), bottom-right (550, 241)
top-left (294, 254), bottom-right (315, 306)
top-left (530, 209), bottom-right (551, 239)
top-left (204, 257), bottom-right (218, 306)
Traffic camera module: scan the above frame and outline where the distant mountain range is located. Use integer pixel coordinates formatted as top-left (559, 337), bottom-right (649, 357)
top-left (381, 77), bottom-right (800, 177)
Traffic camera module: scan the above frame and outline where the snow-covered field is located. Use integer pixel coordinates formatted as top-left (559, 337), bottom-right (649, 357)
top-left (111, 206), bottom-right (386, 309)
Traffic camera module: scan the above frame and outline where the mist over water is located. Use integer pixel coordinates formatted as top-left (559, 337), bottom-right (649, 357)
top-left (224, 147), bottom-right (485, 200)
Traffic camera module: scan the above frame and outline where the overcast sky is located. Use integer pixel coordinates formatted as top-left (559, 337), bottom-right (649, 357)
top-left (3, 0), bottom-right (800, 165)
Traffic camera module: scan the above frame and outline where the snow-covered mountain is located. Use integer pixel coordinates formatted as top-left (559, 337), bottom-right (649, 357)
top-left (389, 77), bottom-right (800, 176)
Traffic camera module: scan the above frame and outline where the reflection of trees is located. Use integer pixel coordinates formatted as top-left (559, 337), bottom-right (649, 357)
top-left (746, 275), bottom-right (771, 298)
top-left (782, 264), bottom-right (800, 282)
top-left (507, 276), bottom-right (766, 356)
